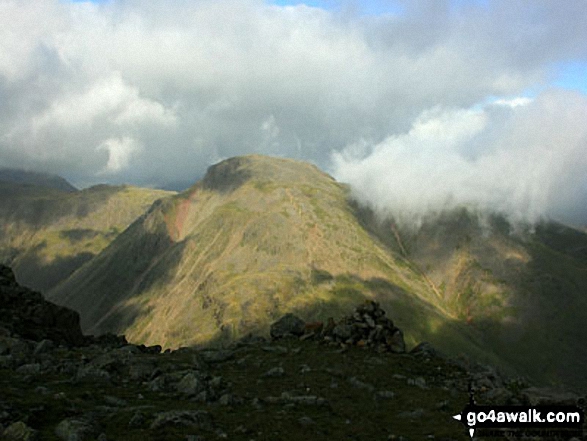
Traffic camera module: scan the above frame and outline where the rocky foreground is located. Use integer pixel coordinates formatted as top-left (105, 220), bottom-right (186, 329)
top-left (0, 265), bottom-right (584, 440)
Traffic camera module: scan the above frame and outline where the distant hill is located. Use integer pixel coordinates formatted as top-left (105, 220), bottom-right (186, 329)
top-left (0, 180), bottom-right (175, 293)
top-left (0, 168), bottom-right (77, 192)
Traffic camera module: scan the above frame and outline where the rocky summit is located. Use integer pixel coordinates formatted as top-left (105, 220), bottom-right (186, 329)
top-left (1, 265), bottom-right (585, 440)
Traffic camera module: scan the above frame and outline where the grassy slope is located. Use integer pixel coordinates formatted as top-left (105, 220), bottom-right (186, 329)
top-left (0, 182), bottom-right (175, 293)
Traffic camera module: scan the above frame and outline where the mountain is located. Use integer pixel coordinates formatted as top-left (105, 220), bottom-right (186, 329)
top-left (47, 156), bottom-right (480, 354)
top-left (46, 155), bottom-right (587, 393)
top-left (0, 180), bottom-right (175, 293)
top-left (0, 168), bottom-right (77, 192)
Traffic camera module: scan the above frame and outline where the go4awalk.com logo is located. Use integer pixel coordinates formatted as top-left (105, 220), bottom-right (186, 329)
top-left (452, 404), bottom-right (584, 439)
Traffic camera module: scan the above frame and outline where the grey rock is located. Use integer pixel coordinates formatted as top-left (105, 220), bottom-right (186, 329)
top-left (410, 342), bottom-right (441, 358)
top-left (128, 412), bottom-right (146, 428)
top-left (75, 365), bottom-right (111, 383)
top-left (176, 372), bottom-right (204, 396)
top-left (262, 345), bottom-right (288, 354)
top-left (521, 387), bottom-right (580, 406)
top-left (270, 313), bottom-right (306, 339)
top-left (148, 374), bottom-right (171, 392)
top-left (34, 386), bottom-right (50, 395)
top-left (218, 393), bottom-right (236, 406)
top-left (33, 339), bottom-right (54, 355)
top-left (236, 333), bottom-right (267, 346)
top-left (265, 392), bottom-right (327, 406)
top-left (103, 396), bottom-right (127, 407)
top-left (88, 353), bottom-right (121, 373)
top-left (299, 364), bottom-right (312, 373)
top-left (200, 349), bottom-right (234, 364)
top-left (407, 377), bottom-right (427, 389)
top-left (2, 421), bottom-right (37, 440)
top-left (332, 324), bottom-right (353, 340)
top-left (348, 376), bottom-right (375, 392)
top-left (398, 408), bottom-right (425, 420)
top-left (298, 416), bottom-right (315, 426)
top-left (386, 329), bottom-right (406, 353)
top-left (482, 387), bottom-right (514, 404)
top-left (55, 418), bottom-right (97, 441)
top-left (375, 391), bottom-right (395, 400)
top-left (209, 376), bottom-right (224, 389)
top-left (0, 355), bottom-right (13, 369)
top-left (0, 337), bottom-right (30, 357)
top-left (128, 362), bottom-right (155, 382)
top-left (16, 363), bottom-right (41, 375)
top-left (194, 391), bottom-right (210, 403)
top-left (251, 397), bottom-right (263, 410)
top-left (264, 367), bottom-right (285, 377)
top-left (149, 410), bottom-right (212, 430)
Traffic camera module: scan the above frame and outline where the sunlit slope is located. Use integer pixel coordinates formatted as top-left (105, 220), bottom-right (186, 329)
top-left (0, 182), bottom-right (174, 292)
top-left (48, 156), bottom-right (484, 358)
top-left (363, 209), bottom-right (587, 392)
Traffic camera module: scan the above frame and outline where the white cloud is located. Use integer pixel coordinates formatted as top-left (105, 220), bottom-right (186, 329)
top-left (332, 90), bottom-right (587, 226)
top-left (97, 137), bottom-right (142, 174)
top-left (491, 97), bottom-right (533, 108)
top-left (0, 0), bottom-right (585, 224)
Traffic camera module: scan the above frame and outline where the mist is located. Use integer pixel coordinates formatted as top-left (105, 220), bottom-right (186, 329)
top-left (331, 90), bottom-right (587, 227)
top-left (0, 0), bottom-right (586, 225)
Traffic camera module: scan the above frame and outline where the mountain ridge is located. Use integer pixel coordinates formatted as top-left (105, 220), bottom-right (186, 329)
top-left (10, 154), bottom-right (584, 394)
top-left (0, 168), bottom-right (77, 193)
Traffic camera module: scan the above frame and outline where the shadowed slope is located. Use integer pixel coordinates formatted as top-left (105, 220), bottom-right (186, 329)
top-left (0, 168), bottom-right (77, 193)
top-left (358, 208), bottom-right (587, 392)
top-left (0, 181), bottom-right (175, 292)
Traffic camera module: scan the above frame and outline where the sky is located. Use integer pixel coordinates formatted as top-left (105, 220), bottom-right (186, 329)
top-left (1, 0), bottom-right (586, 226)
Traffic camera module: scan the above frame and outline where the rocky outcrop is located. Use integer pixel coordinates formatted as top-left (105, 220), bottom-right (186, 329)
top-left (0, 265), bottom-right (84, 346)
top-left (0, 267), bottom-right (584, 440)
top-left (271, 301), bottom-right (406, 353)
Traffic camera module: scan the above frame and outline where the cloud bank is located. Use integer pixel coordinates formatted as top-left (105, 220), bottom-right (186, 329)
top-left (332, 90), bottom-right (587, 227)
top-left (0, 0), bottom-right (586, 224)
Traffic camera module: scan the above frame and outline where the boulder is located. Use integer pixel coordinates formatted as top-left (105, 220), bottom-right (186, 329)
top-left (149, 410), bottom-right (212, 430)
top-left (0, 264), bottom-right (84, 346)
top-left (270, 313), bottom-right (306, 339)
top-left (55, 417), bottom-right (97, 441)
top-left (2, 421), bottom-right (37, 441)
top-left (521, 387), bottom-right (581, 406)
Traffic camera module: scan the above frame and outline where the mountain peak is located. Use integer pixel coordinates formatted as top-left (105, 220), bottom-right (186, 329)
top-left (0, 168), bottom-right (77, 192)
top-left (200, 155), bottom-right (334, 193)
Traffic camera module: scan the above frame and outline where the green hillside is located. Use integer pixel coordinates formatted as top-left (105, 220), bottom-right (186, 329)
top-left (0, 181), bottom-right (175, 292)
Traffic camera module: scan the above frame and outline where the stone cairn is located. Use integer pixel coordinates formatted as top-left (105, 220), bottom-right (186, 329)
top-left (270, 300), bottom-right (406, 353)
